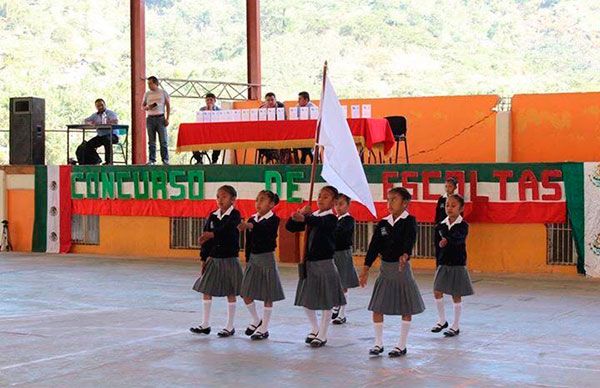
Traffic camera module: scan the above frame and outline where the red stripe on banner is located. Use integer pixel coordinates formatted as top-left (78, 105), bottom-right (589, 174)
top-left (59, 166), bottom-right (72, 253)
top-left (72, 198), bottom-right (566, 224)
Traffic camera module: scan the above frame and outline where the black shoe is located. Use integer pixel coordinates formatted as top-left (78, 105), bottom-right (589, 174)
top-left (388, 347), bottom-right (407, 358)
top-left (443, 328), bottom-right (460, 337)
top-left (250, 331), bottom-right (269, 340)
top-left (369, 345), bottom-right (384, 356)
top-left (431, 321), bottom-right (449, 333)
top-left (189, 325), bottom-right (211, 335)
top-left (332, 316), bottom-right (347, 325)
top-left (305, 332), bottom-right (318, 344)
top-left (245, 320), bottom-right (262, 336)
top-left (310, 338), bottom-right (327, 348)
top-left (331, 307), bottom-right (340, 320)
top-left (217, 328), bottom-right (235, 337)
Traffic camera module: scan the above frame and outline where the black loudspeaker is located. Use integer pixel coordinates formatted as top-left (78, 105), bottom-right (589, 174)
top-left (9, 97), bottom-right (45, 165)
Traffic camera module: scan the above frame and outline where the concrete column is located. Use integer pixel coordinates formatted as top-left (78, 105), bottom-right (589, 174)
top-left (131, 0), bottom-right (147, 164)
top-left (495, 111), bottom-right (512, 162)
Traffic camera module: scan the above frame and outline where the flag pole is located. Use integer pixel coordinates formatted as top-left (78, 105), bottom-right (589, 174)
top-left (307, 61), bottom-right (328, 206)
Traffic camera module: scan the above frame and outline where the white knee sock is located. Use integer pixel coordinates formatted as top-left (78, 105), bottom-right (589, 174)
top-left (452, 302), bottom-right (462, 330)
top-left (317, 310), bottom-right (333, 340)
top-left (435, 298), bottom-right (446, 324)
top-left (396, 320), bottom-right (411, 350)
top-left (201, 300), bottom-right (212, 328)
top-left (259, 306), bottom-right (273, 332)
top-left (225, 302), bottom-right (236, 331)
top-left (245, 301), bottom-right (261, 326)
top-left (374, 322), bottom-right (383, 347)
top-left (304, 308), bottom-right (319, 334)
top-left (338, 293), bottom-right (348, 318)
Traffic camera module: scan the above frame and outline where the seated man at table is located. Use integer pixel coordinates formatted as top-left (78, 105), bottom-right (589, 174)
top-left (192, 93), bottom-right (221, 164)
top-left (81, 99), bottom-right (119, 165)
top-left (258, 92), bottom-right (287, 163)
top-left (295, 91), bottom-right (317, 164)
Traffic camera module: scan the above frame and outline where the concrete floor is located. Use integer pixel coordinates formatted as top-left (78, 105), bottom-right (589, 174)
top-left (1, 254), bottom-right (600, 387)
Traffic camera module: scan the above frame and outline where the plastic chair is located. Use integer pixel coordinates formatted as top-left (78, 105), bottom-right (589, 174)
top-left (385, 116), bottom-right (408, 164)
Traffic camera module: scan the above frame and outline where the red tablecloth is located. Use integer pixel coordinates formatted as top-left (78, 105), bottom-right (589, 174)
top-left (176, 118), bottom-right (395, 154)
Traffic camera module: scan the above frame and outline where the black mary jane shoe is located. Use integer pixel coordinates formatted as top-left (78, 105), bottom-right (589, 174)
top-left (189, 325), bottom-right (211, 335)
top-left (310, 338), bottom-right (327, 348)
top-left (431, 321), bottom-right (449, 333)
top-left (368, 345), bottom-right (384, 356)
top-left (217, 328), bottom-right (236, 337)
top-left (245, 320), bottom-right (262, 336)
top-left (388, 347), bottom-right (407, 358)
top-left (250, 331), bottom-right (269, 340)
top-left (332, 316), bottom-right (347, 325)
top-left (331, 307), bottom-right (340, 320)
top-left (443, 328), bottom-right (460, 337)
top-left (305, 332), bottom-right (318, 344)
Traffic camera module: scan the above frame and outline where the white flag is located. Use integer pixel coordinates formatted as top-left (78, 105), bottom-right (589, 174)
top-left (318, 75), bottom-right (377, 217)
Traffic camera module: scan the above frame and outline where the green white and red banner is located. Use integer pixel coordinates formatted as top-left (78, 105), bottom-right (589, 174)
top-left (32, 165), bottom-right (72, 253)
top-left (31, 163), bottom-right (600, 276)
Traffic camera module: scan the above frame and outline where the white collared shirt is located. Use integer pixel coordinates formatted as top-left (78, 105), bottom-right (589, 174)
top-left (312, 209), bottom-right (334, 217)
top-left (213, 205), bottom-right (234, 220)
top-left (383, 210), bottom-right (409, 226)
top-left (441, 215), bottom-right (463, 230)
top-left (253, 210), bottom-right (274, 223)
top-left (337, 212), bottom-right (351, 220)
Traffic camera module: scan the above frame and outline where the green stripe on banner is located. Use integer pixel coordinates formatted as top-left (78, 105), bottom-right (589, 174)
top-left (32, 165), bottom-right (47, 252)
top-left (72, 163), bottom-right (568, 184)
top-left (562, 163), bottom-right (585, 274)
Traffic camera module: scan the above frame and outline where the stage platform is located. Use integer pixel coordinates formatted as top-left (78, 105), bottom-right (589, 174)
top-left (1, 253), bottom-right (599, 387)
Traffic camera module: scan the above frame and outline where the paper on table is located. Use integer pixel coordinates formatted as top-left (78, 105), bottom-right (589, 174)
top-left (351, 105), bottom-right (361, 119)
top-left (299, 107), bottom-right (309, 120)
top-left (361, 104), bottom-right (371, 118)
top-left (267, 108), bottom-right (276, 121)
top-left (258, 108), bottom-right (267, 121)
top-left (276, 107), bottom-right (285, 120)
top-left (289, 107), bottom-right (298, 120)
top-left (250, 109), bottom-right (259, 121)
top-left (309, 107), bottom-right (319, 120)
top-left (241, 109), bottom-right (250, 121)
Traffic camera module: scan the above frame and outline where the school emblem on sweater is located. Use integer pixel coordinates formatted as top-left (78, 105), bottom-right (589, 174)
top-left (590, 164), bottom-right (600, 188)
top-left (591, 233), bottom-right (600, 256)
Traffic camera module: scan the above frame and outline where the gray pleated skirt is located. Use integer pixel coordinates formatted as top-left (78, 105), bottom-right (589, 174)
top-left (433, 265), bottom-right (474, 297)
top-left (294, 259), bottom-right (347, 310)
top-left (192, 257), bottom-right (243, 297)
top-left (333, 249), bottom-right (359, 289)
top-left (240, 252), bottom-right (285, 302)
top-left (368, 261), bottom-right (425, 316)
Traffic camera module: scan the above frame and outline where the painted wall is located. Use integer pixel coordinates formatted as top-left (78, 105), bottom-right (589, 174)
top-left (511, 92), bottom-right (600, 162)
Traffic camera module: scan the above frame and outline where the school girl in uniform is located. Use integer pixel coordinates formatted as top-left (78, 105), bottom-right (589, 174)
top-left (431, 194), bottom-right (474, 337)
top-left (359, 187), bottom-right (425, 357)
top-left (190, 185), bottom-right (243, 337)
top-left (239, 190), bottom-right (285, 340)
top-left (286, 185), bottom-right (346, 347)
top-left (331, 193), bottom-right (359, 325)
top-left (434, 177), bottom-right (458, 266)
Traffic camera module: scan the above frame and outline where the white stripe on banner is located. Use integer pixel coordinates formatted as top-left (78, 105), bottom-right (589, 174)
top-left (584, 162), bottom-right (600, 277)
top-left (73, 181), bottom-right (566, 203)
top-left (46, 166), bottom-right (60, 253)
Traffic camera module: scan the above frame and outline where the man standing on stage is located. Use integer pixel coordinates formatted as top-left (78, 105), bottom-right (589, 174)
top-left (142, 76), bottom-right (170, 165)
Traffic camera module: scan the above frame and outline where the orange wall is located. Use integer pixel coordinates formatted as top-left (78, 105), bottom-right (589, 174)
top-left (512, 92), bottom-right (600, 162)
top-left (7, 189), bottom-right (34, 252)
top-left (234, 95), bottom-right (499, 164)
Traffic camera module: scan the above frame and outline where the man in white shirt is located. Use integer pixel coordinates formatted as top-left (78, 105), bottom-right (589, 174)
top-left (82, 98), bottom-right (119, 164)
top-left (193, 93), bottom-right (221, 164)
top-left (142, 76), bottom-right (170, 165)
top-left (296, 91), bottom-right (316, 164)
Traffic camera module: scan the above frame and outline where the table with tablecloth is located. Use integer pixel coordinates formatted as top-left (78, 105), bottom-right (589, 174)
top-left (176, 118), bottom-right (395, 154)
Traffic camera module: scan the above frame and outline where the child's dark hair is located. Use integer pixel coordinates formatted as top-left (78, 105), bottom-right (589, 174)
top-left (258, 189), bottom-right (280, 205)
top-left (389, 187), bottom-right (412, 201)
top-left (218, 185), bottom-right (237, 199)
top-left (448, 193), bottom-right (465, 208)
top-left (321, 185), bottom-right (339, 198)
top-left (337, 193), bottom-right (351, 204)
top-left (446, 177), bottom-right (458, 187)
